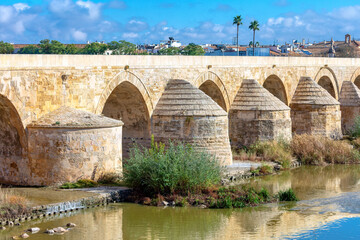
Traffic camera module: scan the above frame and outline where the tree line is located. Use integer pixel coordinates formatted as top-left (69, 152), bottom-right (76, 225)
top-left (0, 39), bottom-right (205, 55)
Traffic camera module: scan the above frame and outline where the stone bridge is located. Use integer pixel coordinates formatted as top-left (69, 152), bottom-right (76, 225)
top-left (2, 55), bottom-right (360, 185)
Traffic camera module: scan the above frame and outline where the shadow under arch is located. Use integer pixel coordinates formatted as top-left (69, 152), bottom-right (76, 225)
top-left (314, 67), bottom-right (339, 100)
top-left (96, 71), bottom-right (153, 158)
top-left (0, 94), bottom-right (28, 184)
top-left (263, 74), bottom-right (289, 105)
top-left (350, 67), bottom-right (360, 89)
top-left (194, 71), bottom-right (230, 112)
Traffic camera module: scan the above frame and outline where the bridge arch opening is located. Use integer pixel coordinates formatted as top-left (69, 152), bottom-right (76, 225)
top-left (0, 94), bottom-right (27, 183)
top-left (263, 75), bottom-right (288, 105)
top-left (318, 76), bottom-right (336, 98)
top-left (354, 76), bottom-right (360, 90)
top-left (199, 80), bottom-right (227, 111)
top-left (102, 81), bottom-right (151, 158)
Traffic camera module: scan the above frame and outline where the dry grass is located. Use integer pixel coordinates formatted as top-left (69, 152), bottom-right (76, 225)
top-left (97, 171), bottom-right (123, 185)
top-left (0, 187), bottom-right (31, 220)
top-left (291, 134), bottom-right (360, 165)
top-left (249, 141), bottom-right (293, 168)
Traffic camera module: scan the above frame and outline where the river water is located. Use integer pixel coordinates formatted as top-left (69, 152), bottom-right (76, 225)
top-left (3, 165), bottom-right (360, 240)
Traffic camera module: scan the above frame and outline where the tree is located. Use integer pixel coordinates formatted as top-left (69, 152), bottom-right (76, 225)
top-left (182, 43), bottom-right (205, 55)
top-left (19, 45), bottom-right (39, 54)
top-left (48, 40), bottom-right (66, 54)
top-left (65, 44), bottom-right (78, 54)
top-left (249, 20), bottom-right (260, 56)
top-left (0, 41), bottom-right (14, 54)
top-left (158, 47), bottom-right (180, 55)
top-left (233, 15), bottom-right (243, 56)
top-left (80, 42), bottom-right (107, 55)
top-left (108, 40), bottom-right (137, 55)
top-left (38, 39), bottom-right (66, 54)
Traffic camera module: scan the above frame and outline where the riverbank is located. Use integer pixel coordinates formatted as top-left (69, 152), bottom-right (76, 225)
top-left (0, 187), bottom-right (131, 226)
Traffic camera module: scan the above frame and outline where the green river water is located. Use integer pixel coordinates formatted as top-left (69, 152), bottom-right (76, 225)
top-left (3, 165), bottom-right (360, 240)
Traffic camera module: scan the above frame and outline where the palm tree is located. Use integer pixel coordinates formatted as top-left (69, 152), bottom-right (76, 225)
top-left (249, 20), bottom-right (260, 56)
top-left (233, 15), bottom-right (243, 56)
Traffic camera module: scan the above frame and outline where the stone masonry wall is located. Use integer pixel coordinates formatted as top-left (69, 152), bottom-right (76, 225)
top-left (27, 126), bottom-right (123, 186)
top-left (290, 104), bottom-right (342, 139)
top-left (152, 115), bottom-right (232, 166)
top-left (340, 106), bottom-right (360, 133)
top-left (229, 110), bottom-right (292, 147)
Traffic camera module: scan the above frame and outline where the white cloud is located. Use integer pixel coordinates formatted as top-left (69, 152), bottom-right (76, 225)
top-left (49, 0), bottom-right (73, 14)
top-left (72, 29), bottom-right (87, 41)
top-left (13, 3), bottom-right (30, 12)
top-left (0, 6), bottom-right (14, 23)
top-left (126, 19), bottom-right (148, 32)
top-left (76, 0), bottom-right (102, 20)
top-left (122, 32), bottom-right (139, 39)
top-left (13, 21), bottom-right (25, 34)
top-left (330, 5), bottom-right (360, 20)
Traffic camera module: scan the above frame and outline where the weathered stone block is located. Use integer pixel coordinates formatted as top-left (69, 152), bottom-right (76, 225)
top-left (26, 107), bottom-right (123, 186)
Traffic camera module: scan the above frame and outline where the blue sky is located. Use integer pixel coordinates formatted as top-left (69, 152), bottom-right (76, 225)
top-left (1, 0), bottom-right (360, 44)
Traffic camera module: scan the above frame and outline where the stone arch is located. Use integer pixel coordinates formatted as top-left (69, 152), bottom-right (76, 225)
top-left (96, 71), bottom-right (153, 115)
top-left (314, 67), bottom-right (339, 99)
top-left (194, 71), bottom-right (230, 112)
top-left (350, 67), bottom-right (360, 89)
top-left (0, 94), bottom-right (28, 184)
top-left (263, 75), bottom-right (289, 105)
top-left (0, 94), bottom-right (27, 154)
top-left (318, 76), bottom-right (336, 98)
top-left (97, 71), bottom-right (153, 158)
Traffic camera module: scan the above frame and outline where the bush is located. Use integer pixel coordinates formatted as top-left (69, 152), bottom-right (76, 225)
top-left (97, 172), bottom-right (122, 185)
top-left (60, 179), bottom-right (98, 189)
top-left (207, 186), bottom-right (271, 209)
top-left (348, 116), bottom-right (360, 138)
top-left (249, 140), bottom-right (292, 168)
top-left (278, 188), bottom-right (298, 201)
top-left (291, 134), bottom-right (360, 165)
top-left (0, 187), bottom-right (31, 219)
top-left (123, 138), bottom-right (222, 196)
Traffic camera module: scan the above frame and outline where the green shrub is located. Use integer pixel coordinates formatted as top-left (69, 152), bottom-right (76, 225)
top-left (348, 116), bottom-right (360, 138)
top-left (259, 188), bottom-right (270, 202)
top-left (60, 179), bottom-right (98, 189)
top-left (278, 188), bottom-right (298, 201)
top-left (123, 138), bottom-right (222, 196)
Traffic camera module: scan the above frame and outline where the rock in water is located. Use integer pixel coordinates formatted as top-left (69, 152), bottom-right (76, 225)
top-left (53, 227), bottom-right (68, 233)
top-left (20, 233), bottom-right (29, 238)
top-left (66, 223), bottom-right (76, 228)
top-left (45, 229), bottom-right (55, 234)
top-left (27, 227), bottom-right (40, 233)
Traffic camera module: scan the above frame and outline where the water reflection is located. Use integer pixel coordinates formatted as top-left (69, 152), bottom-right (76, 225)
top-left (3, 165), bottom-right (360, 240)
top-left (249, 165), bottom-right (360, 200)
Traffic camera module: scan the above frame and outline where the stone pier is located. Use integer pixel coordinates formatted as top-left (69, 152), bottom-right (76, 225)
top-left (0, 55), bottom-right (360, 185)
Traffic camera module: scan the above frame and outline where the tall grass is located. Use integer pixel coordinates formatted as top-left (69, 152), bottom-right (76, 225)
top-left (123, 138), bottom-right (222, 197)
top-left (249, 140), bottom-right (292, 168)
top-left (291, 134), bottom-right (360, 165)
top-left (0, 187), bottom-right (31, 219)
top-left (348, 116), bottom-right (360, 138)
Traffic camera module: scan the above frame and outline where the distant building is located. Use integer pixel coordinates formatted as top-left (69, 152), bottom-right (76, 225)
top-left (160, 37), bottom-right (181, 48)
top-left (246, 48), bottom-right (270, 56)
